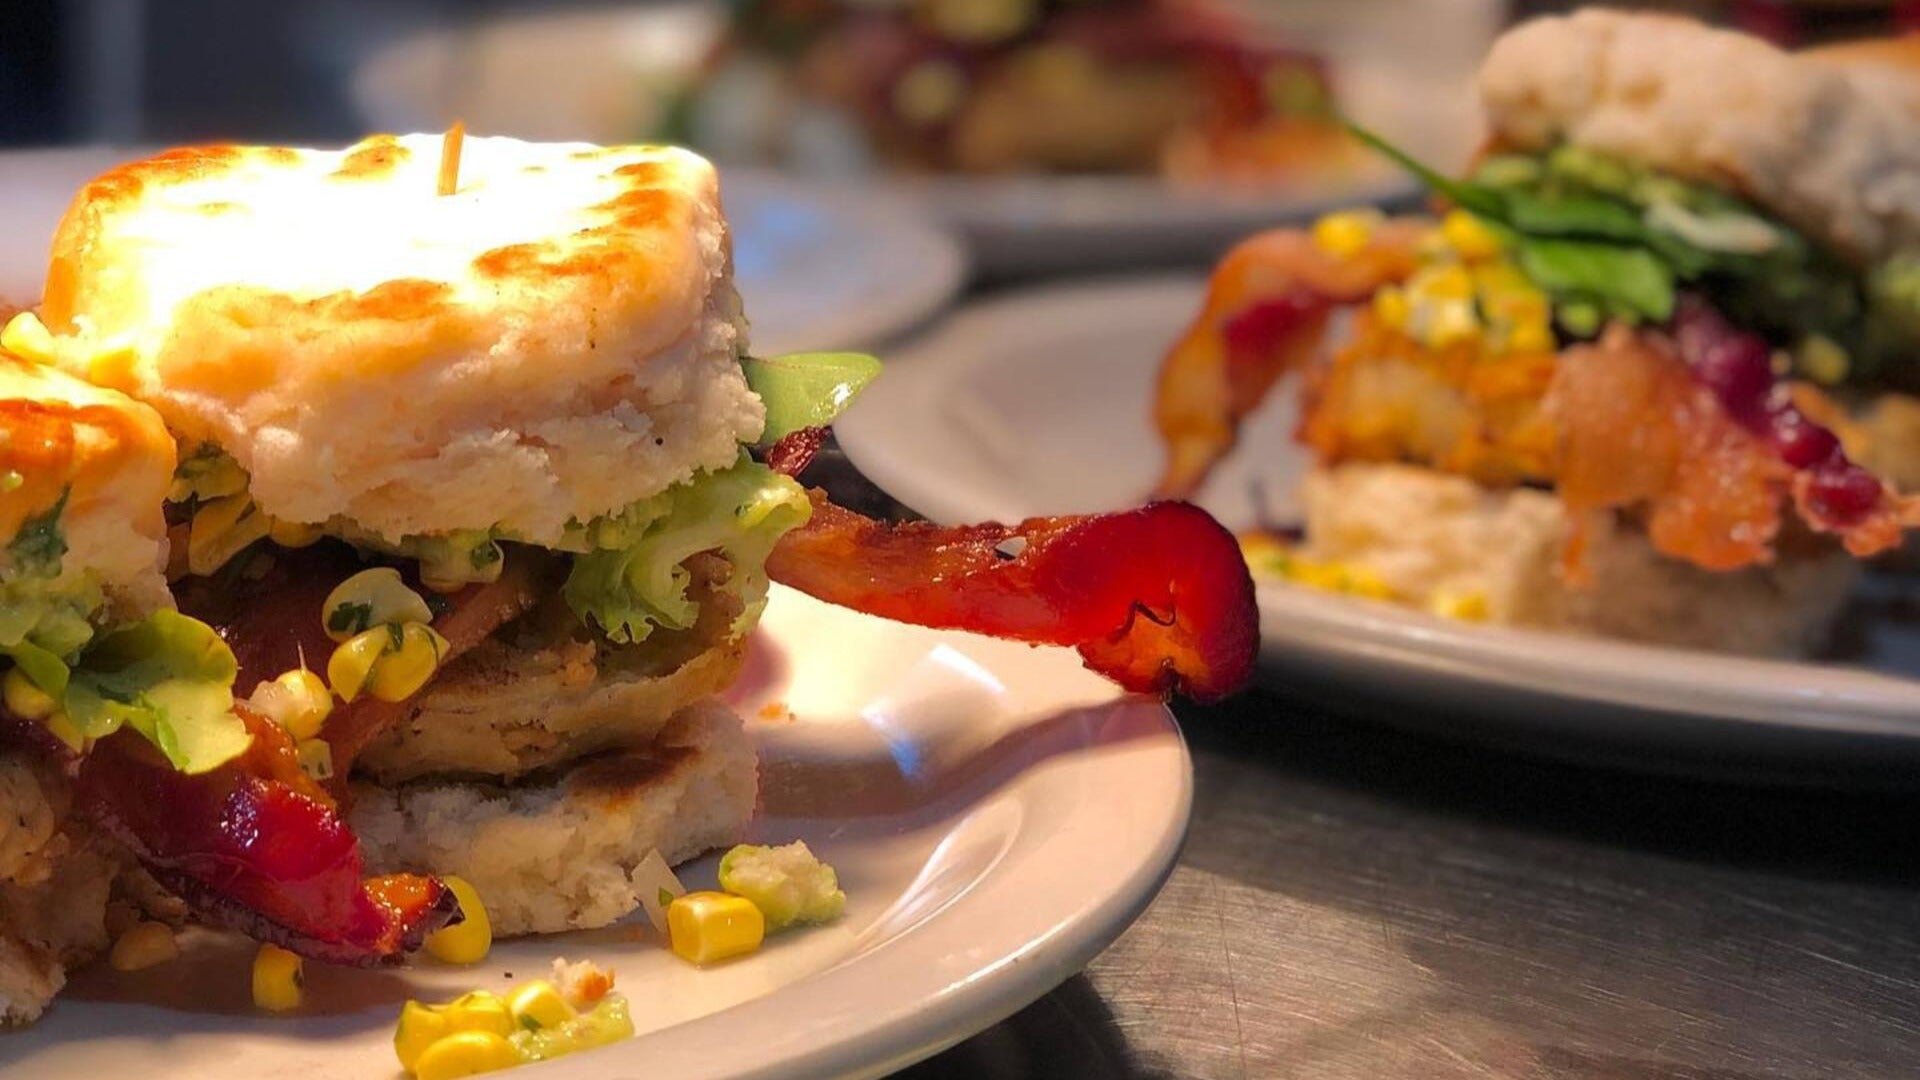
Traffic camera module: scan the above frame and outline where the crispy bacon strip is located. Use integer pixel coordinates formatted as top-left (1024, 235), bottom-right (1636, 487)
top-left (1550, 330), bottom-right (1790, 571)
top-left (69, 706), bottom-right (456, 966)
top-left (1549, 326), bottom-right (1920, 570)
top-left (1667, 298), bottom-right (1920, 557)
top-left (767, 491), bottom-right (1257, 701)
top-left (1152, 223), bottom-right (1422, 498)
top-left (764, 426), bottom-right (827, 477)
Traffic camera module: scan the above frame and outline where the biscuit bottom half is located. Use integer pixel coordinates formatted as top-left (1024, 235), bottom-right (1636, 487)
top-left (352, 699), bottom-right (756, 937)
top-left (1292, 463), bottom-right (1860, 658)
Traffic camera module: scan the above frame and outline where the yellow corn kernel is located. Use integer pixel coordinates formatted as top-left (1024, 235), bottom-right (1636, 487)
top-left (1370, 286), bottom-right (1410, 330)
top-left (42, 712), bottom-right (84, 754)
top-left (296, 739), bottom-right (334, 782)
top-left (252, 944), bottom-right (303, 1013)
top-left (1797, 334), bottom-right (1850, 386)
top-left (426, 876), bottom-right (493, 965)
top-left (1, 311), bottom-right (54, 363)
top-left (396, 1001), bottom-right (453, 1072)
top-left (1440, 209), bottom-right (1503, 261)
top-left (667, 891), bottom-right (765, 966)
top-left (1287, 560), bottom-right (1338, 590)
top-left (366, 623), bottom-right (449, 703)
top-left (1422, 300), bottom-right (1481, 348)
top-left (1409, 263), bottom-right (1474, 302)
top-left (1338, 567), bottom-right (1393, 600)
top-left (248, 667), bottom-right (333, 740)
top-left (411, 1031), bottom-right (522, 1080)
top-left (323, 567), bottom-right (434, 642)
top-left (442, 991), bottom-right (514, 1037)
top-left (327, 628), bottom-right (385, 703)
top-left (1428, 590), bottom-right (1490, 621)
top-left (1503, 319), bottom-right (1555, 355)
top-left (3, 667), bottom-right (57, 721)
top-left (1311, 210), bottom-right (1380, 259)
top-left (189, 495), bottom-right (271, 576)
top-left (507, 980), bottom-right (575, 1032)
top-left (109, 921), bottom-right (178, 972)
top-left (268, 517), bottom-right (325, 549)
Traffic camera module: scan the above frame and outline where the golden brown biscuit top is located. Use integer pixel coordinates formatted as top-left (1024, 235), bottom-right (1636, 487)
top-left (25, 134), bottom-right (758, 544)
top-left (41, 134), bottom-right (724, 386)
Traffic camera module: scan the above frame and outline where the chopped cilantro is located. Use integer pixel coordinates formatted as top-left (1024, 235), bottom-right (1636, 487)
top-left (326, 601), bottom-right (373, 637)
top-left (8, 489), bottom-right (68, 579)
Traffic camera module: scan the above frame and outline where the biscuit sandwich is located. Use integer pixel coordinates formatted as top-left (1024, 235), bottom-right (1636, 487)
top-left (0, 128), bottom-right (1257, 1023)
top-left (15, 130), bottom-right (1259, 952)
top-left (1153, 10), bottom-right (1920, 655)
top-left (8, 132), bottom-right (816, 938)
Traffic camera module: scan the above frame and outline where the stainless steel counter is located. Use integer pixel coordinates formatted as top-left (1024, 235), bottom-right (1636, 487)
top-left (894, 687), bottom-right (1920, 1079)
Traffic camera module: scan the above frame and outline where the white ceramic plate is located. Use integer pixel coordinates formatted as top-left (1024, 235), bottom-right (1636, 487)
top-left (834, 276), bottom-right (1920, 774)
top-left (348, 4), bottom-right (1435, 277)
top-left (0, 150), bottom-right (964, 356)
top-left (0, 585), bottom-right (1189, 1078)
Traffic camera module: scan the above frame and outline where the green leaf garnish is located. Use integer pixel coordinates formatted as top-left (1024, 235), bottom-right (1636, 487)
top-left (742, 352), bottom-right (882, 443)
top-left (327, 601), bottom-right (373, 638)
top-left (8, 489), bottom-right (68, 579)
top-left (1514, 239), bottom-right (1676, 323)
top-left (1346, 120), bottom-right (1680, 330)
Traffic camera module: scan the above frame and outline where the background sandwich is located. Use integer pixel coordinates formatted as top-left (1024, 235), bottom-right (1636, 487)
top-left (1152, 10), bottom-right (1918, 655)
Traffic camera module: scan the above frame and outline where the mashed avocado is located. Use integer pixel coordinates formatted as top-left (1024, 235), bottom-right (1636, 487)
top-left (717, 840), bottom-right (846, 931)
top-left (0, 490), bottom-right (99, 661)
top-left (561, 455), bottom-right (810, 645)
top-left (1, 489), bottom-right (248, 774)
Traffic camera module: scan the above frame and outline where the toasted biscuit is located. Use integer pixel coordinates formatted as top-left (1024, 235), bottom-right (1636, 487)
top-left (355, 550), bottom-right (747, 784)
top-left (1478, 10), bottom-right (1920, 263)
top-left (1299, 463), bottom-right (1857, 657)
top-left (35, 134), bottom-right (763, 547)
top-left (0, 352), bottom-right (173, 618)
top-left (352, 698), bottom-right (756, 936)
top-left (355, 634), bottom-right (746, 785)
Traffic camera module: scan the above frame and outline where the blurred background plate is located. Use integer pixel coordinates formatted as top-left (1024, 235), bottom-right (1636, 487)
top-left (834, 276), bottom-right (1920, 778)
top-left (882, 167), bottom-right (1418, 278)
top-left (0, 149), bottom-right (963, 355)
top-left (349, 1), bottom-right (1487, 277)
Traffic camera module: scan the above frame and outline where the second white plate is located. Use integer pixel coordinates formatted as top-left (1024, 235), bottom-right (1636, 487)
top-left (835, 275), bottom-right (1920, 777)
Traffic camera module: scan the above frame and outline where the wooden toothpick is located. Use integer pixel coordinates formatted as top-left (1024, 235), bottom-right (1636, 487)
top-left (437, 121), bottom-right (465, 196)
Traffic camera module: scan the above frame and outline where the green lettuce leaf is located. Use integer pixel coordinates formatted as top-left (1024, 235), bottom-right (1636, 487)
top-left (742, 352), bottom-right (882, 443)
top-left (563, 456), bottom-right (811, 644)
top-left (62, 611), bottom-right (249, 774)
top-left (1513, 238), bottom-right (1676, 323)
